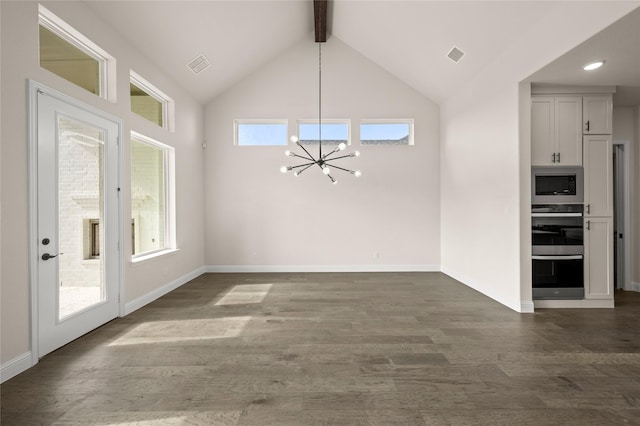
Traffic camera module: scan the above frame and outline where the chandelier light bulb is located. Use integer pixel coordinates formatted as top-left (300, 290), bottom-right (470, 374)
top-left (280, 166), bottom-right (289, 173)
top-left (290, 135), bottom-right (299, 143)
top-left (323, 167), bottom-right (331, 175)
top-left (284, 150), bottom-right (291, 157)
top-left (338, 143), bottom-right (346, 151)
top-left (353, 170), bottom-right (362, 178)
top-left (332, 179), bottom-right (338, 185)
top-left (294, 171), bottom-right (300, 177)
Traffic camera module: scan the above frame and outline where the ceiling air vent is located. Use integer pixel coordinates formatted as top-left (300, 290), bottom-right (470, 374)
top-left (447, 46), bottom-right (465, 63)
top-left (186, 53), bottom-right (211, 75)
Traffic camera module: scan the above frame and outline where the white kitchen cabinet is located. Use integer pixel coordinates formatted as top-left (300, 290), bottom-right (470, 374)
top-left (583, 95), bottom-right (613, 135)
top-left (584, 217), bottom-right (614, 300)
top-left (531, 96), bottom-right (582, 166)
top-left (583, 135), bottom-right (613, 217)
top-left (531, 97), bottom-right (554, 166)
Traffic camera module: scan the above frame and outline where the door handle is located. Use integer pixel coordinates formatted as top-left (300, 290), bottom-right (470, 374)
top-left (586, 120), bottom-right (590, 132)
top-left (41, 253), bottom-right (61, 261)
top-left (585, 204), bottom-right (590, 214)
top-left (586, 220), bottom-right (590, 231)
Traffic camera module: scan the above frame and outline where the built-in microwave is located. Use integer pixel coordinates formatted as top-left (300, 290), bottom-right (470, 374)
top-left (531, 166), bottom-right (584, 204)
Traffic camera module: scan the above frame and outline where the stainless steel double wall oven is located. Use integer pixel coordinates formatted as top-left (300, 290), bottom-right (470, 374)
top-left (531, 167), bottom-right (585, 299)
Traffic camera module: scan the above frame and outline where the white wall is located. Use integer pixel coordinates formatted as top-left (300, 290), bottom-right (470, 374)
top-left (440, 2), bottom-right (639, 312)
top-left (0, 1), bottom-right (205, 367)
top-left (204, 37), bottom-right (440, 270)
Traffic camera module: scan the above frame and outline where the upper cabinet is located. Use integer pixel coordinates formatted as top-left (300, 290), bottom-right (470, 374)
top-left (531, 91), bottom-right (614, 166)
top-left (583, 95), bottom-right (613, 135)
top-left (531, 96), bottom-right (582, 166)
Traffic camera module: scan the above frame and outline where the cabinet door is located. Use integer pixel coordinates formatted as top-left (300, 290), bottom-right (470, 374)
top-left (555, 96), bottom-right (582, 165)
top-left (584, 217), bottom-right (613, 300)
top-left (531, 97), bottom-right (555, 166)
top-left (583, 95), bottom-right (613, 134)
top-left (584, 135), bottom-right (613, 217)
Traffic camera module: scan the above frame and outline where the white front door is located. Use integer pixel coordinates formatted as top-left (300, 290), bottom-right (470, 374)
top-left (35, 89), bottom-right (120, 357)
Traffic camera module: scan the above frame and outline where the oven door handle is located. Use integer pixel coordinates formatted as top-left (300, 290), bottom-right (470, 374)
top-left (532, 255), bottom-right (583, 260)
top-left (531, 213), bottom-right (583, 217)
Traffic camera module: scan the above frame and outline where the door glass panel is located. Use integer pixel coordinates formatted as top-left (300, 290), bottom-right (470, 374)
top-left (58, 116), bottom-right (105, 319)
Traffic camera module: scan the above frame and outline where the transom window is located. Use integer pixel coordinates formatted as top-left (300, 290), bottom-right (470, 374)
top-left (234, 120), bottom-right (288, 146)
top-left (360, 120), bottom-right (414, 145)
top-left (130, 71), bottom-right (174, 130)
top-left (297, 120), bottom-right (350, 146)
top-left (38, 5), bottom-right (115, 101)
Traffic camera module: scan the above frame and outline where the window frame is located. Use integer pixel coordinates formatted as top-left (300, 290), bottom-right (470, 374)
top-left (130, 71), bottom-right (175, 131)
top-left (296, 119), bottom-right (352, 145)
top-left (130, 131), bottom-right (176, 262)
top-left (38, 4), bottom-right (116, 102)
top-left (234, 119), bottom-right (289, 146)
top-left (359, 119), bottom-right (415, 146)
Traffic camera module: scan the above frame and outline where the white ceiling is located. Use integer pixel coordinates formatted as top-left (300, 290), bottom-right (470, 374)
top-left (84, 1), bottom-right (640, 107)
top-left (527, 7), bottom-right (640, 107)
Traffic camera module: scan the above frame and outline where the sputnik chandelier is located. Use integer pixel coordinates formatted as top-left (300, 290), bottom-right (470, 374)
top-left (280, 42), bottom-right (361, 184)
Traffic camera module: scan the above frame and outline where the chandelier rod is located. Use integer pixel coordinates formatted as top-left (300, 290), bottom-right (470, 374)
top-left (318, 42), bottom-right (322, 160)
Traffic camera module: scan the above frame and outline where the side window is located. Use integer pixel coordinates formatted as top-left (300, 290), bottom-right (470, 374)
top-left (234, 120), bottom-right (288, 146)
top-left (297, 120), bottom-right (350, 145)
top-left (130, 71), bottom-right (174, 130)
top-left (130, 132), bottom-right (176, 259)
top-left (38, 5), bottom-right (115, 101)
top-left (360, 120), bottom-right (414, 145)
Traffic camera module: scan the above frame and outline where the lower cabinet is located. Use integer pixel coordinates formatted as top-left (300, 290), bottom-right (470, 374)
top-left (584, 217), bottom-right (614, 300)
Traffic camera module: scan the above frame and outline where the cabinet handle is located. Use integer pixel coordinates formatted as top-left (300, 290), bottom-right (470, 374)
top-left (557, 152), bottom-right (560, 163)
top-left (586, 220), bottom-right (590, 231)
top-left (586, 120), bottom-right (590, 132)
top-left (552, 153), bottom-right (556, 163)
top-left (585, 204), bottom-right (590, 214)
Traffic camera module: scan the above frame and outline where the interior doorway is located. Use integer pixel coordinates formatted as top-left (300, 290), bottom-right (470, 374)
top-left (613, 142), bottom-right (631, 291)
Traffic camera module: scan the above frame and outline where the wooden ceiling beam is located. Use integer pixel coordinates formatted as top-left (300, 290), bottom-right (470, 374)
top-left (314, 0), bottom-right (327, 42)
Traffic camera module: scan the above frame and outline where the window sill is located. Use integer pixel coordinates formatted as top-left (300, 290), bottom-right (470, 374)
top-left (130, 248), bottom-right (179, 265)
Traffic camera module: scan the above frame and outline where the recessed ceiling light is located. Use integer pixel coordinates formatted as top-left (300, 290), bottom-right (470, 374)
top-left (583, 61), bottom-right (605, 71)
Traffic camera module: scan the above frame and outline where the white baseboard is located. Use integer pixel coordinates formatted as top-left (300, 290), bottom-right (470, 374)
top-left (1, 352), bottom-right (33, 384)
top-left (534, 298), bottom-right (615, 309)
top-left (520, 301), bottom-right (535, 313)
top-left (205, 265), bottom-right (440, 273)
top-left (124, 266), bottom-right (206, 315)
top-left (628, 281), bottom-right (640, 292)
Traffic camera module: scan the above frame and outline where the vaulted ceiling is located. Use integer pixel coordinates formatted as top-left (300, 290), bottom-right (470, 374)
top-left (84, 1), bottom-right (640, 106)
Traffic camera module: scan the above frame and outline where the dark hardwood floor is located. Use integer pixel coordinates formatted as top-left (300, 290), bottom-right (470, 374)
top-left (2, 272), bottom-right (640, 425)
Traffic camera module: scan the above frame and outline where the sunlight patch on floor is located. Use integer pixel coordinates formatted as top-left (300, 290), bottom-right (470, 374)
top-left (108, 317), bottom-right (252, 346)
top-left (56, 411), bottom-right (241, 425)
top-left (214, 283), bottom-right (273, 306)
